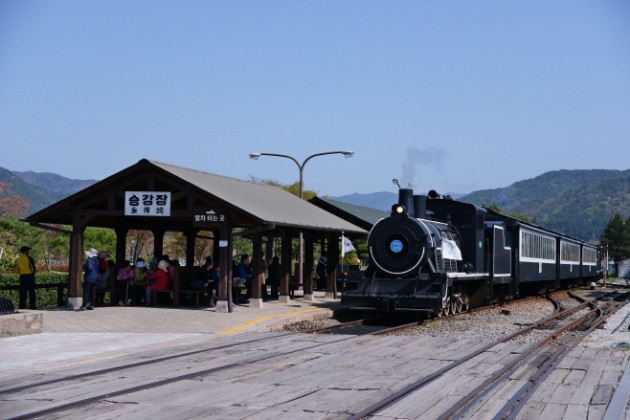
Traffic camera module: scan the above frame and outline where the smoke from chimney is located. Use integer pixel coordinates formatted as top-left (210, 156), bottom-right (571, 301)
top-left (400, 146), bottom-right (444, 189)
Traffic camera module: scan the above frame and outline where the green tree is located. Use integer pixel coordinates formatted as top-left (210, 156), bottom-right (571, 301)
top-left (0, 217), bottom-right (47, 272)
top-left (83, 227), bottom-right (116, 258)
top-left (601, 214), bottom-right (630, 261)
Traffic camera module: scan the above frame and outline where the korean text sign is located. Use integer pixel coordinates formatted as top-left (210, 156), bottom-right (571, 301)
top-left (125, 191), bottom-right (171, 216)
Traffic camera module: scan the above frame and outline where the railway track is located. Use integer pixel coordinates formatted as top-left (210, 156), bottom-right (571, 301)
top-left (0, 330), bottom-right (357, 419)
top-left (349, 291), bottom-right (629, 419)
top-left (3, 289), bottom-right (625, 419)
top-left (0, 314), bottom-right (430, 419)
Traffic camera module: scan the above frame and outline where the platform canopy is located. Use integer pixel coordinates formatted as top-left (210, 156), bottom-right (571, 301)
top-left (23, 159), bottom-right (367, 309)
top-left (24, 158), bottom-right (366, 236)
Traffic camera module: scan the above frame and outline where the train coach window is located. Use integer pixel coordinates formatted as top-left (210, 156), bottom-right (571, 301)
top-left (583, 247), bottom-right (598, 264)
top-left (520, 230), bottom-right (556, 261)
top-left (561, 242), bottom-right (580, 264)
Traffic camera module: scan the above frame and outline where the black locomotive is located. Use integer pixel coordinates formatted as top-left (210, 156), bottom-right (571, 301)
top-left (341, 188), bottom-right (601, 315)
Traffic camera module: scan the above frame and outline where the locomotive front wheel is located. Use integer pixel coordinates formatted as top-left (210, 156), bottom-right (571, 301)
top-left (452, 297), bottom-right (462, 314)
top-left (442, 294), bottom-right (452, 316)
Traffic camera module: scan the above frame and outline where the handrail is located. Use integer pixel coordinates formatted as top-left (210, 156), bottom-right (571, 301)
top-left (0, 282), bottom-right (68, 307)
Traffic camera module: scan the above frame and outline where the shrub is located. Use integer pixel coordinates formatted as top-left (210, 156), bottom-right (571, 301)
top-left (0, 272), bottom-right (69, 308)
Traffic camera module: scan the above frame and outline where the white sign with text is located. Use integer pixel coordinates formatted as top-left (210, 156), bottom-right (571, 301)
top-left (125, 191), bottom-right (171, 216)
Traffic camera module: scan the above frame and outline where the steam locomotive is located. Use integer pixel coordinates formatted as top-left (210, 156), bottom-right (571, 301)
top-left (341, 188), bottom-right (601, 315)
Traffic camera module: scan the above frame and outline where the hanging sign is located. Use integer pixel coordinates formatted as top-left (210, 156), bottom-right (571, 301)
top-left (125, 191), bottom-right (171, 216)
top-left (193, 209), bottom-right (227, 226)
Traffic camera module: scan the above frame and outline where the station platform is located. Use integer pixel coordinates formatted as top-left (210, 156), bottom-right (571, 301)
top-left (0, 292), bottom-right (342, 375)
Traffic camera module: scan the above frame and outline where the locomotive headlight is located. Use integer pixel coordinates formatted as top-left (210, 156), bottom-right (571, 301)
top-left (392, 204), bottom-right (405, 215)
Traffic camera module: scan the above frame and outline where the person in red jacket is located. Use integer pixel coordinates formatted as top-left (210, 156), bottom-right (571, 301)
top-left (145, 260), bottom-right (170, 305)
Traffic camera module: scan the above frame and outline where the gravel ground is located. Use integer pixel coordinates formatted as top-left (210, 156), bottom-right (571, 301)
top-left (396, 287), bottom-right (630, 349)
top-left (282, 284), bottom-right (630, 349)
top-left (394, 297), bottom-right (556, 344)
top-left (569, 282), bottom-right (630, 349)
top-left (580, 297), bottom-right (630, 349)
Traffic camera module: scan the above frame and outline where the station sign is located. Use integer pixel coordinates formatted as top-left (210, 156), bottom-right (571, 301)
top-left (193, 209), bottom-right (227, 226)
top-left (125, 191), bottom-right (171, 216)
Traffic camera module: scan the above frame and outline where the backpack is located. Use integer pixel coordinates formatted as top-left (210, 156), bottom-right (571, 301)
top-left (84, 257), bottom-right (100, 284)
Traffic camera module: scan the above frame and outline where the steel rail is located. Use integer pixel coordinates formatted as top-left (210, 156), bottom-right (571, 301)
top-left (438, 305), bottom-right (602, 420)
top-left (500, 297), bottom-right (629, 420)
top-left (7, 331), bottom-right (365, 420)
top-left (348, 294), bottom-right (564, 420)
top-left (441, 294), bottom-right (627, 420)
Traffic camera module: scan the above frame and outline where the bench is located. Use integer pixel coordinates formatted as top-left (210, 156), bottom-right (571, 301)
top-left (151, 289), bottom-right (173, 305)
top-left (149, 289), bottom-right (208, 307)
top-left (179, 289), bottom-right (206, 307)
top-left (148, 267), bottom-right (211, 307)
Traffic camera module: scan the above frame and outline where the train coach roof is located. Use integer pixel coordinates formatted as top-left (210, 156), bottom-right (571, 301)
top-left (23, 159), bottom-right (367, 235)
top-left (484, 207), bottom-right (596, 245)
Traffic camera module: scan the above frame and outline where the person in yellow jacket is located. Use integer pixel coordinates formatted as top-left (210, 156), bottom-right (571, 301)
top-left (15, 246), bottom-right (37, 310)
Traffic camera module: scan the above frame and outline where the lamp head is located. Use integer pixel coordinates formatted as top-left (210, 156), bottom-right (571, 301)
top-left (249, 153), bottom-right (261, 160)
top-left (342, 151), bottom-right (354, 158)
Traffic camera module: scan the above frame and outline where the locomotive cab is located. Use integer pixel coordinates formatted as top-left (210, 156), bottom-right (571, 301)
top-left (425, 196), bottom-right (487, 274)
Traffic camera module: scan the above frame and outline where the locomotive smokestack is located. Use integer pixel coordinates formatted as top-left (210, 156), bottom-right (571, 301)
top-left (413, 194), bottom-right (427, 218)
top-left (398, 188), bottom-right (415, 216)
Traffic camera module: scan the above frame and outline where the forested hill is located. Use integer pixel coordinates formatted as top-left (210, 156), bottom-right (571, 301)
top-left (0, 167), bottom-right (64, 216)
top-left (0, 167), bottom-right (96, 217)
top-left (12, 170), bottom-right (96, 196)
top-left (459, 169), bottom-right (630, 242)
top-left (333, 169), bottom-right (630, 243)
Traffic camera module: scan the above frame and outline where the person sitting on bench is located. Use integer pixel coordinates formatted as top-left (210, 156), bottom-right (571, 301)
top-left (145, 260), bottom-right (170, 305)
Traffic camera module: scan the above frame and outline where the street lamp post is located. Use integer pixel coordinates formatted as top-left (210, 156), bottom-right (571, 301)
top-left (249, 150), bottom-right (354, 299)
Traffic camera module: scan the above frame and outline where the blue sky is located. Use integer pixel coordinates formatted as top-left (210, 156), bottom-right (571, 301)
top-left (1, 1), bottom-right (629, 197)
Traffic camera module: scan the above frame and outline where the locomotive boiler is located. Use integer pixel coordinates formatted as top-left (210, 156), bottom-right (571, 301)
top-left (341, 188), bottom-right (601, 316)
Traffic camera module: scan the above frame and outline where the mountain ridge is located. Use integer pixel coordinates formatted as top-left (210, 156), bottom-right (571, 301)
top-left (1, 166), bottom-right (628, 242)
top-left (332, 169), bottom-right (630, 242)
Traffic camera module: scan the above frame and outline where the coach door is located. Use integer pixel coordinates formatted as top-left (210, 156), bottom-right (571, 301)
top-left (491, 225), bottom-right (514, 295)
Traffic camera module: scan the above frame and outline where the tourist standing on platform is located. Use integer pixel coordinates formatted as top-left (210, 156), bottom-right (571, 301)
top-left (316, 256), bottom-right (328, 290)
top-left (81, 248), bottom-right (100, 310)
top-left (116, 260), bottom-right (135, 306)
top-left (96, 259), bottom-right (115, 305)
top-left (267, 256), bottom-right (281, 300)
top-left (94, 251), bottom-right (109, 305)
top-left (15, 246), bottom-right (37, 310)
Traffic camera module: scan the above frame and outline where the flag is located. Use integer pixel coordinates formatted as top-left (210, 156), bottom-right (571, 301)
top-left (442, 238), bottom-right (462, 260)
top-left (341, 234), bottom-right (355, 257)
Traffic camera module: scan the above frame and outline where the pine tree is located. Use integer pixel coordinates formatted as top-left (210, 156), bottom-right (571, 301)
top-left (600, 214), bottom-right (630, 261)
